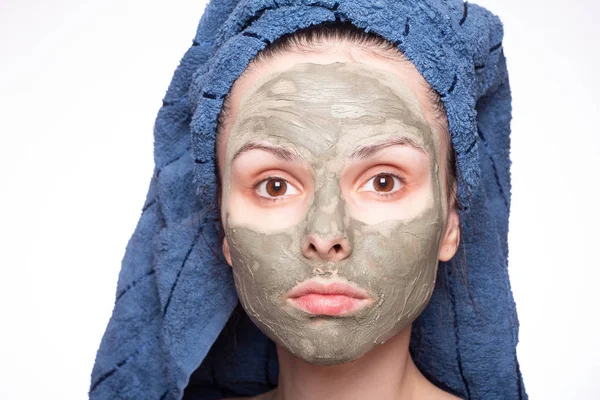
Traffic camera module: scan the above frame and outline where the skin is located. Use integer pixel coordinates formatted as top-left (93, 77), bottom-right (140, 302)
top-left (217, 46), bottom-right (460, 399)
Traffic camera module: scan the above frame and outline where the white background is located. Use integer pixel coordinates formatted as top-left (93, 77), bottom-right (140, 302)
top-left (0, 0), bottom-right (598, 398)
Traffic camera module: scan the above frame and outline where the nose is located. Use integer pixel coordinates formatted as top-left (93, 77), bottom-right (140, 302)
top-left (302, 234), bottom-right (351, 261)
top-left (303, 177), bottom-right (351, 262)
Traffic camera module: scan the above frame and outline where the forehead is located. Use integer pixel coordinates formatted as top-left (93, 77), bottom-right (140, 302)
top-left (226, 62), bottom-right (439, 162)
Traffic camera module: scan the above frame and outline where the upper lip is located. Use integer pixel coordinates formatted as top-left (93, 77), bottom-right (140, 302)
top-left (286, 278), bottom-right (370, 300)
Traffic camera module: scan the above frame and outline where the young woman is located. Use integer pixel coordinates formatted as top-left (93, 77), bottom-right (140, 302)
top-left (91, 1), bottom-right (526, 399)
top-left (215, 24), bottom-right (460, 399)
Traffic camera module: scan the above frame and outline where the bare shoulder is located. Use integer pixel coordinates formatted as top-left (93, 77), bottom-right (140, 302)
top-left (413, 368), bottom-right (462, 400)
top-left (440, 391), bottom-right (463, 400)
top-left (423, 385), bottom-right (463, 400)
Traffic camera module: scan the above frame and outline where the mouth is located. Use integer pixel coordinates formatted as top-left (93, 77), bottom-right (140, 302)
top-left (286, 277), bottom-right (374, 316)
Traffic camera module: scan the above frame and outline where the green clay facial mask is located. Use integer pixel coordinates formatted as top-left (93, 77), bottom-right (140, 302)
top-left (221, 62), bottom-right (447, 365)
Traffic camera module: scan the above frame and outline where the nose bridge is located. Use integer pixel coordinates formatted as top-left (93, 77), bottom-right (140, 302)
top-left (307, 175), bottom-right (345, 239)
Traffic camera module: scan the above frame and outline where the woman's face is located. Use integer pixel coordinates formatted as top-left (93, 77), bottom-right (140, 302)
top-left (216, 48), bottom-right (460, 365)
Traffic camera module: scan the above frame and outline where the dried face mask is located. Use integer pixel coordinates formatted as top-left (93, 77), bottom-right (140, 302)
top-left (220, 62), bottom-right (447, 365)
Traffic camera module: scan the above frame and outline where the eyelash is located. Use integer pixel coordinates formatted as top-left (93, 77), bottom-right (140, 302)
top-left (357, 171), bottom-right (405, 199)
top-left (251, 171), bottom-right (405, 203)
top-left (253, 175), bottom-right (299, 203)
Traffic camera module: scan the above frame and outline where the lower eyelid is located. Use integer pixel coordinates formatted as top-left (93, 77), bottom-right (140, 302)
top-left (254, 177), bottom-right (301, 199)
top-left (357, 173), bottom-right (404, 193)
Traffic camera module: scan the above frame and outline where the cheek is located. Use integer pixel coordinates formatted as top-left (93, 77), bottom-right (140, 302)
top-left (227, 185), bottom-right (312, 233)
top-left (347, 214), bottom-right (443, 325)
top-left (226, 227), bottom-right (307, 295)
top-left (355, 224), bottom-right (439, 285)
top-left (342, 171), bottom-right (435, 226)
top-left (226, 226), bottom-right (312, 331)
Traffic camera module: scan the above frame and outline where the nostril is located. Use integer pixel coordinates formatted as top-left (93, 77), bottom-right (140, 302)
top-left (303, 235), bottom-right (351, 261)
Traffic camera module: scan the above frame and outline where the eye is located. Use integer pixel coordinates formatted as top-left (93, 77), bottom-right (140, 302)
top-left (359, 173), bottom-right (403, 194)
top-left (256, 177), bottom-right (299, 199)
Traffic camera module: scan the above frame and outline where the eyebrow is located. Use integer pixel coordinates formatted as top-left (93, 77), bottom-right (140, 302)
top-left (232, 141), bottom-right (303, 163)
top-left (350, 137), bottom-right (426, 159)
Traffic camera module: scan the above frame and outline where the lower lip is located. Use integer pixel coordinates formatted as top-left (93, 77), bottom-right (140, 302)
top-left (288, 294), bottom-right (372, 316)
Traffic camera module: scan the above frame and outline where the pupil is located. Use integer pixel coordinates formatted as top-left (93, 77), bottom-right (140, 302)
top-left (267, 179), bottom-right (286, 196)
top-left (374, 174), bottom-right (393, 192)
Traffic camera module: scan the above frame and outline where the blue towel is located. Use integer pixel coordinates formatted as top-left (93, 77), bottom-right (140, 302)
top-left (90, 1), bottom-right (526, 399)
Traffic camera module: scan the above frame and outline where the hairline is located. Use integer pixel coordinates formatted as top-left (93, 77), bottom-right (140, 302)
top-left (215, 27), bottom-right (457, 209)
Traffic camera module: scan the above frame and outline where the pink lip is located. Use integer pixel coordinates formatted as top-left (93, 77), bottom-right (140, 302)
top-left (286, 279), bottom-right (374, 316)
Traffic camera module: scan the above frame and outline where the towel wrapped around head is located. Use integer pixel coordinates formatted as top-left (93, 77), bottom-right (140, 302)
top-left (90, 1), bottom-right (526, 399)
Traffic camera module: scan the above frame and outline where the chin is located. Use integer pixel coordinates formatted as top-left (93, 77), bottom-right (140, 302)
top-left (277, 333), bottom-right (377, 366)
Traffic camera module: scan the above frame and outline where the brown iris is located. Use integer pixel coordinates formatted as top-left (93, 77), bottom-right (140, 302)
top-left (373, 174), bottom-right (395, 192)
top-left (266, 178), bottom-right (287, 196)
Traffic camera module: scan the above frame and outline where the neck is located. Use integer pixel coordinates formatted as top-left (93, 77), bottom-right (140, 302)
top-left (271, 326), bottom-right (426, 400)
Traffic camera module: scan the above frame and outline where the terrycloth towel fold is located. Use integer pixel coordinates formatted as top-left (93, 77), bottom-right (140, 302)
top-left (90, 1), bottom-right (526, 399)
